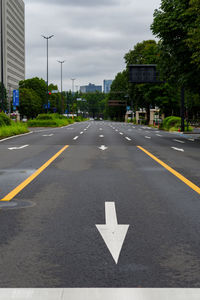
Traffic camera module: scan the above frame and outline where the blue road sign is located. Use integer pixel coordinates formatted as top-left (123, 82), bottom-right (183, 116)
top-left (13, 90), bottom-right (19, 106)
top-left (127, 106), bottom-right (131, 111)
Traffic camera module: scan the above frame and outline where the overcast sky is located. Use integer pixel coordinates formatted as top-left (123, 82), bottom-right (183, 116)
top-left (24, 0), bottom-right (161, 91)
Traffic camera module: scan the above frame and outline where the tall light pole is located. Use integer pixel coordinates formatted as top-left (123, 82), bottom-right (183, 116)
top-left (58, 60), bottom-right (65, 114)
top-left (1, 0), bottom-right (4, 112)
top-left (71, 78), bottom-right (76, 94)
top-left (42, 34), bottom-right (54, 112)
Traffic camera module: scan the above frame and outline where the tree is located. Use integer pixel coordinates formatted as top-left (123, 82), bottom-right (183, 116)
top-left (0, 83), bottom-right (7, 112)
top-left (19, 77), bottom-right (47, 106)
top-left (151, 0), bottom-right (200, 91)
top-left (186, 0), bottom-right (200, 67)
top-left (19, 88), bottom-right (42, 119)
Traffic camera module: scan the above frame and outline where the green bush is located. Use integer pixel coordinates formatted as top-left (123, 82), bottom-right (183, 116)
top-left (162, 116), bottom-right (192, 132)
top-left (0, 122), bottom-right (28, 138)
top-left (0, 113), bottom-right (12, 126)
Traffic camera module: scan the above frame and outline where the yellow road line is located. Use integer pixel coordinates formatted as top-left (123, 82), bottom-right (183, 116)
top-left (1, 145), bottom-right (69, 201)
top-left (137, 146), bottom-right (200, 195)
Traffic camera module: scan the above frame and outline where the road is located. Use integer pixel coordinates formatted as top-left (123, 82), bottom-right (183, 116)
top-left (0, 121), bottom-right (200, 288)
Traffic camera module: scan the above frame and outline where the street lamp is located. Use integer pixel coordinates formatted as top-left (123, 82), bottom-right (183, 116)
top-left (57, 60), bottom-right (65, 114)
top-left (71, 78), bottom-right (76, 94)
top-left (42, 34), bottom-right (54, 112)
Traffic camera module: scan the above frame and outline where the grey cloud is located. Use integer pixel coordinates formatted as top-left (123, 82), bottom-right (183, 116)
top-left (25, 0), bottom-right (161, 90)
top-left (28, 0), bottom-right (118, 7)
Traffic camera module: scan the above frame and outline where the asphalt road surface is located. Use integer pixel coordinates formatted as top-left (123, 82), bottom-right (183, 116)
top-left (0, 121), bottom-right (200, 288)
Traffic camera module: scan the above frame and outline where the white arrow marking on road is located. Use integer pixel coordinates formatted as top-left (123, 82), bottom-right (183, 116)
top-left (73, 136), bottom-right (79, 140)
top-left (8, 145), bottom-right (29, 150)
top-left (99, 145), bottom-right (108, 151)
top-left (171, 147), bottom-right (184, 152)
top-left (96, 202), bottom-right (129, 264)
top-left (173, 139), bottom-right (185, 144)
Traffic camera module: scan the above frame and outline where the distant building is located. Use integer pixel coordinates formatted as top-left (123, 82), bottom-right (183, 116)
top-left (103, 79), bottom-right (113, 93)
top-left (80, 83), bottom-right (102, 93)
top-left (0, 0), bottom-right (25, 93)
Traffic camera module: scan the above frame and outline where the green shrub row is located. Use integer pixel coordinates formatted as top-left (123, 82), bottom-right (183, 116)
top-left (0, 122), bottom-right (28, 138)
top-left (28, 114), bottom-right (88, 127)
top-left (161, 116), bottom-right (192, 131)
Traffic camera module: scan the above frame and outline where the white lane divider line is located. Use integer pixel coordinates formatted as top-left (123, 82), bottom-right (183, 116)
top-left (119, 132), bottom-right (124, 135)
top-left (171, 147), bottom-right (184, 152)
top-left (188, 138), bottom-right (195, 141)
top-left (173, 139), bottom-right (185, 144)
top-left (99, 128), bottom-right (103, 131)
top-left (99, 135), bottom-right (104, 138)
top-left (8, 145), bottom-right (29, 150)
top-left (80, 132), bottom-right (84, 135)
top-left (43, 134), bottom-right (54, 137)
top-left (84, 129), bottom-right (87, 131)
top-left (125, 137), bottom-right (131, 141)
top-left (73, 136), bottom-right (79, 140)
top-left (115, 129), bottom-right (118, 132)
top-left (156, 134), bottom-right (163, 137)
top-left (145, 136), bottom-right (151, 139)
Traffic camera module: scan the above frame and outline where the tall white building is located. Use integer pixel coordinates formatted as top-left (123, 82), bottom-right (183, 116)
top-left (0, 0), bottom-right (25, 96)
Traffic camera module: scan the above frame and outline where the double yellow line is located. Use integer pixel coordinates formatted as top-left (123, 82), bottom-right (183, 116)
top-left (1, 145), bottom-right (69, 202)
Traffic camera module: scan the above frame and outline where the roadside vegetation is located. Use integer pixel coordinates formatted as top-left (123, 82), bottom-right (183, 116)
top-left (27, 114), bottom-right (87, 127)
top-left (160, 116), bottom-right (193, 132)
top-left (0, 113), bottom-right (28, 139)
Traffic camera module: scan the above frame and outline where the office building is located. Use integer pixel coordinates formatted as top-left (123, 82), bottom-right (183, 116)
top-left (80, 83), bottom-right (102, 93)
top-left (0, 0), bottom-right (25, 95)
top-left (103, 79), bottom-right (113, 93)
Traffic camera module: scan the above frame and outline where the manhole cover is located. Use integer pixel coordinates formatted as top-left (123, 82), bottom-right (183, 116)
top-left (0, 201), bottom-right (35, 210)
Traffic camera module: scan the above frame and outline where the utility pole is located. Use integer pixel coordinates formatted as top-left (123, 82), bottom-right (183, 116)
top-left (1, 0), bottom-right (4, 112)
top-left (58, 60), bottom-right (65, 114)
top-left (42, 35), bottom-right (54, 112)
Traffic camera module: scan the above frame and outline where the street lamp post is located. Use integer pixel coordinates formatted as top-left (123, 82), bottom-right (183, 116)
top-left (1, 0), bottom-right (4, 112)
top-left (71, 78), bottom-right (76, 94)
top-left (42, 35), bottom-right (54, 112)
top-left (58, 60), bottom-right (65, 114)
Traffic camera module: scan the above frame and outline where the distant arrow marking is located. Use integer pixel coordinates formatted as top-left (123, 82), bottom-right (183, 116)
top-left (96, 202), bottom-right (129, 264)
top-left (8, 145), bottom-right (29, 150)
top-left (99, 145), bottom-right (108, 151)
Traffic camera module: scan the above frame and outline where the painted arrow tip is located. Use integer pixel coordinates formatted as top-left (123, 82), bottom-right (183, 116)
top-left (96, 224), bottom-right (129, 264)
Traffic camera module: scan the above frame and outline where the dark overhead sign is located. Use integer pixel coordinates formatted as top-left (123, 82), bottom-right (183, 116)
top-left (129, 64), bottom-right (159, 83)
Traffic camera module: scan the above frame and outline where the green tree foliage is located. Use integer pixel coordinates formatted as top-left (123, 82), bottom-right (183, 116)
top-left (151, 0), bottom-right (200, 90)
top-left (19, 77), bottom-right (47, 105)
top-left (19, 88), bottom-right (42, 119)
top-left (186, 0), bottom-right (200, 67)
top-left (0, 83), bottom-right (7, 112)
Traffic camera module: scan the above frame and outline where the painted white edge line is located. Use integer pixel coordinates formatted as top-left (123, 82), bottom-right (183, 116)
top-left (73, 136), bottom-right (79, 140)
top-left (0, 131), bottom-right (33, 143)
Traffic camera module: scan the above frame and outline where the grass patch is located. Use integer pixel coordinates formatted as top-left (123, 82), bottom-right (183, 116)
top-left (0, 122), bottom-right (29, 138)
